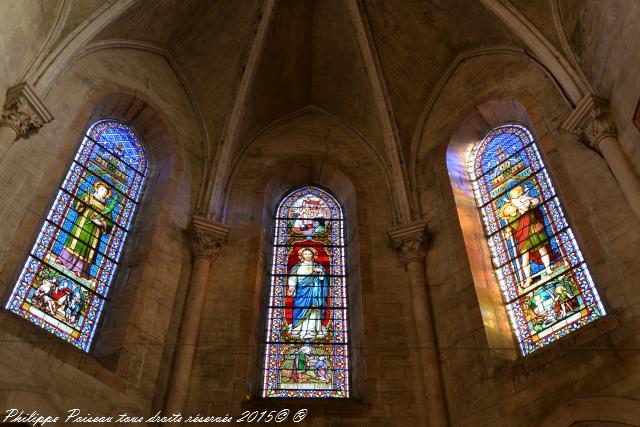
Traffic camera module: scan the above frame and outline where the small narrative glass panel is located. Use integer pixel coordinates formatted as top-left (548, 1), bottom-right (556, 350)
top-left (6, 119), bottom-right (147, 352)
top-left (263, 186), bottom-right (349, 398)
top-left (469, 124), bottom-right (605, 355)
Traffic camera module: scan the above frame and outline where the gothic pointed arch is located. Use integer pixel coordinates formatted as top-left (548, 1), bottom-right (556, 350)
top-left (446, 97), bottom-right (607, 356)
top-left (262, 185), bottom-right (349, 397)
top-left (469, 123), bottom-right (605, 354)
top-left (5, 118), bottom-right (147, 352)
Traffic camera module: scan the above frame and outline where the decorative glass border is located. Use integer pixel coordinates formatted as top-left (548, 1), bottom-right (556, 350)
top-left (262, 186), bottom-right (349, 397)
top-left (5, 119), bottom-right (147, 352)
top-left (468, 124), bottom-right (605, 355)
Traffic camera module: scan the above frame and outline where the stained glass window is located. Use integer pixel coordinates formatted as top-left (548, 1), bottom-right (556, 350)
top-left (469, 124), bottom-right (605, 355)
top-left (263, 186), bottom-right (349, 398)
top-left (6, 119), bottom-right (147, 352)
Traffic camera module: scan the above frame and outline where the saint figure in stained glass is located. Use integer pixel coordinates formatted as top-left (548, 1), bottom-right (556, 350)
top-left (287, 247), bottom-right (329, 340)
top-left (499, 184), bottom-right (557, 288)
top-left (469, 124), bottom-right (605, 355)
top-left (6, 119), bottom-right (147, 352)
top-left (263, 186), bottom-right (349, 398)
top-left (57, 181), bottom-right (116, 278)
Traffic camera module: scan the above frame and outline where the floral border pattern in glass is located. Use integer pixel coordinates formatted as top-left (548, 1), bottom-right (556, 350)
top-left (6, 119), bottom-right (147, 352)
top-left (469, 124), bottom-right (605, 355)
top-left (263, 186), bottom-right (349, 397)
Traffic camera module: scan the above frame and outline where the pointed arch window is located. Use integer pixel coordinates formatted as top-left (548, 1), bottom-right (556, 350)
top-left (263, 186), bottom-right (349, 398)
top-left (469, 124), bottom-right (605, 355)
top-left (6, 119), bottom-right (147, 352)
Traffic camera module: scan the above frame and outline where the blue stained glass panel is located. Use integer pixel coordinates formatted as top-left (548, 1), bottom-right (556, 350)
top-left (469, 124), bottom-right (605, 355)
top-left (263, 186), bottom-right (349, 398)
top-left (6, 119), bottom-right (147, 352)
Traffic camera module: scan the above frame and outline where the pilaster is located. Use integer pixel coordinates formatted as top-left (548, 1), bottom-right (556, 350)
top-left (563, 95), bottom-right (640, 221)
top-left (387, 218), bottom-right (449, 426)
top-left (164, 216), bottom-right (230, 415)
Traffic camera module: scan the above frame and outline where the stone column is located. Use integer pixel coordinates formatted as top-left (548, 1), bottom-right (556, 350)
top-left (164, 216), bottom-right (231, 416)
top-left (388, 220), bottom-right (448, 427)
top-left (563, 95), bottom-right (640, 220)
top-left (0, 82), bottom-right (53, 143)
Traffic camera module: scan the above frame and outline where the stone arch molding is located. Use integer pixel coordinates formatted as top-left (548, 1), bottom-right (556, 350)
top-left (540, 397), bottom-right (640, 427)
top-left (549, 0), bottom-right (595, 97)
top-left (238, 105), bottom-right (388, 177)
top-left (223, 106), bottom-right (394, 223)
top-left (54, 39), bottom-right (212, 222)
top-left (72, 39), bottom-right (211, 175)
top-left (221, 115), bottom-right (371, 400)
top-left (445, 95), bottom-right (563, 359)
top-left (478, 0), bottom-right (590, 105)
top-left (257, 164), bottom-right (364, 400)
top-left (26, 0), bottom-right (139, 96)
top-left (409, 46), bottom-right (573, 191)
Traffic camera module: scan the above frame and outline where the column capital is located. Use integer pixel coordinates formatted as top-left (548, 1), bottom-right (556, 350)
top-left (189, 216), bottom-right (231, 262)
top-left (387, 219), bottom-right (430, 267)
top-left (0, 82), bottom-right (53, 140)
top-left (562, 94), bottom-right (617, 153)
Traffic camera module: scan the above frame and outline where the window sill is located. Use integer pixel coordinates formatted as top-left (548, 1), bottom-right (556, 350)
top-left (0, 310), bottom-right (138, 395)
top-left (493, 313), bottom-right (618, 378)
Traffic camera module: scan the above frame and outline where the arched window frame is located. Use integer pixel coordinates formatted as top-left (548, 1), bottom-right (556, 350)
top-left (262, 185), bottom-right (350, 398)
top-left (5, 119), bottom-right (148, 353)
top-left (468, 122), bottom-right (606, 355)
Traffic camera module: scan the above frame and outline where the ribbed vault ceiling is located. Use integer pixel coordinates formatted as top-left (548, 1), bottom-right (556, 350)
top-left (87, 0), bottom-right (536, 164)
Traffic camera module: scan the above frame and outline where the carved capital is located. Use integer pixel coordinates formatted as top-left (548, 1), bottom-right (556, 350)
top-left (387, 219), bottom-right (430, 267)
top-left (562, 94), bottom-right (617, 153)
top-left (189, 216), bottom-right (231, 262)
top-left (0, 82), bottom-right (53, 140)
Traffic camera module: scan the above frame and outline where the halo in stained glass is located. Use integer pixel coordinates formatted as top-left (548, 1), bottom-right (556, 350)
top-left (468, 123), bottom-right (605, 355)
top-left (263, 186), bottom-right (349, 398)
top-left (6, 119), bottom-right (147, 352)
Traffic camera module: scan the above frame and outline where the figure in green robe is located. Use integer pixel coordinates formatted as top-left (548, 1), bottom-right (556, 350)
top-left (57, 181), bottom-right (115, 278)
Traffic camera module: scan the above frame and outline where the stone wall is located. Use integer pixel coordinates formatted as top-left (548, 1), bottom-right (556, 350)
top-left (560, 0), bottom-right (640, 171)
top-left (185, 112), bottom-right (425, 425)
top-left (0, 48), bottom-right (204, 416)
top-left (0, 0), bottom-right (62, 105)
top-left (1, 1), bottom-right (640, 426)
top-left (415, 52), bottom-right (640, 426)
